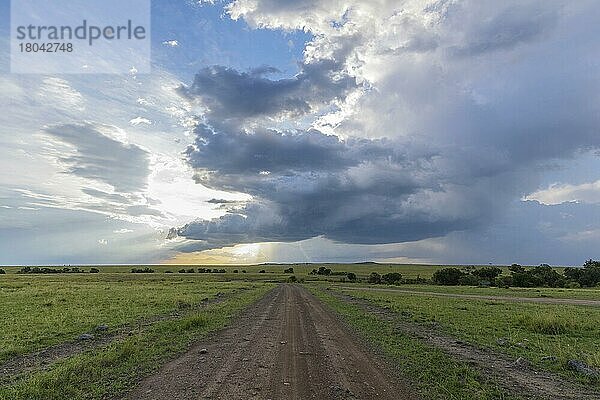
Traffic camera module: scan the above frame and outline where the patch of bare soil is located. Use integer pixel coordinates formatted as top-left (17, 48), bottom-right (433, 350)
top-left (336, 286), bottom-right (600, 307)
top-left (0, 290), bottom-right (241, 383)
top-left (330, 289), bottom-right (600, 400)
top-left (122, 284), bottom-right (417, 400)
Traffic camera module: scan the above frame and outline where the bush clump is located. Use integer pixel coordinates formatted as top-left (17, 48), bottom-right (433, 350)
top-left (564, 260), bottom-right (600, 287)
top-left (367, 272), bottom-right (381, 284)
top-left (381, 272), bottom-right (402, 285)
top-left (310, 266), bottom-right (332, 276)
top-left (432, 268), bottom-right (464, 286)
top-left (131, 267), bottom-right (154, 273)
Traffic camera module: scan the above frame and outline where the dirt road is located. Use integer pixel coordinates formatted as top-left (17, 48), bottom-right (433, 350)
top-left (124, 284), bottom-right (415, 400)
top-left (336, 286), bottom-right (600, 307)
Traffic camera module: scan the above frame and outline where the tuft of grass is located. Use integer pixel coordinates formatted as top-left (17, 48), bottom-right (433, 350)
top-left (181, 315), bottom-right (207, 330)
top-left (517, 314), bottom-right (575, 335)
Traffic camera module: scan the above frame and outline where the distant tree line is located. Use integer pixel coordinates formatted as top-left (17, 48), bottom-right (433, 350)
top-left (177, 268), bottom-right (227, 274)
top-left (432, 260), bottom-right (600, 288)
top-left (17, 266), bottom-right (98, 274)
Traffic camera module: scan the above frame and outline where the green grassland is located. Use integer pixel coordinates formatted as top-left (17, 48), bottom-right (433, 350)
top-left (0, 283), bottom-right (272, 400)
top-left (1, 264), bottom-right (597, 399)
top-left (325, 284), bottom-right (600, 387)
top-left (0, 273), bottom-right (266, 363)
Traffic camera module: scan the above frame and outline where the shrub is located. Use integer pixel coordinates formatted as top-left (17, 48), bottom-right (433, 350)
top-left (564, 260), bottom-right (600, 287)
top-left (432, 268), bottom-right (464, 285)
top-left (233, 269), bottom-right (239, 273)
top-left (0, 269), bottom-right (5, 274)
top-left (531, 265), bottom-right (564, 287)
top-left (367, 272), bottom-right (381, 284)
top-left (382, 272), bottom-right (402, 285)
top-left (131, 267), bottom-right (154, 273)
top-left (510, 265), bottom-right (564, 288)
top-left (472, 267), bottom-right (502, 283)
top-left (346, 272), bottom-right (357, 282)
top-left (164, 270), bottom-right (173, 273)
top-left (259, 270), bottom-right (266, 273)
top-left (315, 266), bottom-right (332, 276)
top-left (496, 275), bottom-right (513, 288)
top-left (288, 275), bottom-right (297, 283)
top-left (242, 270), bottom-right (247, 273)
top-left (458, 274), bottom-right (480, 286)
top-left (566, 281), bottom-right (581, 289)
top-left (511, 272), bottom-right (534, 287)
top-left (89, 268), bottom-right (100, 273)
top-left (509, 264), bottom-right (525, 273)
top-left (284, 267), bottom-right (294, 274)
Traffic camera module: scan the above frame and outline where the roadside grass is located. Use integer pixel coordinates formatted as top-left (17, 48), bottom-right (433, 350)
top-left (0, 284), bottom-right (272, 400)
top-left (307, 286), bottom-right (522, 400)
top-left (0, 274), bottom-right (261, 362)
top-left (328, 285), bottom-right (600, 386)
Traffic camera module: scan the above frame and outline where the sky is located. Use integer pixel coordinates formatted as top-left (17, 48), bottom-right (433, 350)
top-left (0, 0), bottom-right (599, 266)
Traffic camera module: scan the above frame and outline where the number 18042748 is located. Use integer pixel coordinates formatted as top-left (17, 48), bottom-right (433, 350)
top-left (19, 42), bottom-right (73, 52)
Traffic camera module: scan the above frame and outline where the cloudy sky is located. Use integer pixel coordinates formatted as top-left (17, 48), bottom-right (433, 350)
top-left (1, 0), bottom-right (599, 266)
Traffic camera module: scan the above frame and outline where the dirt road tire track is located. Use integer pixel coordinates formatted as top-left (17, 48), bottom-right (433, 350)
top-left (336, 286), bottom-right (600, 307)
top-left (122, 284), bottom-right (417, 400)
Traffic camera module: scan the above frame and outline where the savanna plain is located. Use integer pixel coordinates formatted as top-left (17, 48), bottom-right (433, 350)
top-left (0, 262), bottom-right (599, 400)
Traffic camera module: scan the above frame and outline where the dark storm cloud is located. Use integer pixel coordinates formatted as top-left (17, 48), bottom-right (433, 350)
top-left (185, 123), bottom-right (392, 175)
top-left (44, 123), bottom-right (150, 193)
top-left (173, 0), bottom-right (600, 255)
top-left (178, 59), bottom-right (357, 121)
top-left (177, 122), bottom-right (500, 251)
